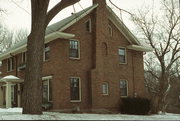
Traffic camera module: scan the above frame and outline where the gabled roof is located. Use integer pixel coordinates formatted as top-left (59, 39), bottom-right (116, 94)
top-left (0, 4), bottom-right (98, 61)
top-left (0, 3), bottom-right (152, 61)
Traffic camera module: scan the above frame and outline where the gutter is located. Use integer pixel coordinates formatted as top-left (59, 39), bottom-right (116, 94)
top-left (0, 32), bottom-right (75, 61)
top-left (127, 45), bottom-right (153, 52)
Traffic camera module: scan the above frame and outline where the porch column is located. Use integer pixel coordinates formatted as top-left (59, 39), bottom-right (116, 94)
top-left (6, 82), bottom-right (12, 108)
top-left (17, 84), bottom-right (21, 107)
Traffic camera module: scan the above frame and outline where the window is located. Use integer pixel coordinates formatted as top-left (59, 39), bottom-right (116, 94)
top-left (44, 44), bottom-right (50, 61)
top-left (120, 80), bottom-right (128, 97)
top-left (108, 25), bottom-right (113, 36)
top-left (85, 19), bottom-right (91, 32)
top-left (22, 52), bottom-right (26, 64)
top-left (11, 85), bottom-right (15, 103)
top-left (102, 83), bottom-right (109, 95)
top-left (70, 77), bottom-right (81, 101)
top-left (118, 48), bottom-right (126, 64)
top-left (69, 40), bottom-right (80, 59)
top-left (7, 57), bottom-right (15, 72)
top-left (42, 78), bottom-right (52, 103)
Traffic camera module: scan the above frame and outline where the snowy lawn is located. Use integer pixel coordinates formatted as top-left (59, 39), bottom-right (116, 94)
top-left (0, 108), bottom-right (180, 120)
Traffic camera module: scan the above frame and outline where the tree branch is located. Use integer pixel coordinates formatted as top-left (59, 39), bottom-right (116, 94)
top-left (46, 0), bottom-right (80, 26)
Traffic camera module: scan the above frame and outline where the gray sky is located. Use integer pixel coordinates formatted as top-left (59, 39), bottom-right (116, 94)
top-left (0, 0), bottom-right (159, 31)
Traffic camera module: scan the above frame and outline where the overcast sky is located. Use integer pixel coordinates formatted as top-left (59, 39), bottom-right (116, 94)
top-left (0, 0), bottom-right (159, 31)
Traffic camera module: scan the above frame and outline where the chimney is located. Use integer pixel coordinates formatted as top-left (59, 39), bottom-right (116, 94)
top-left (93, 0), bottom-right (106, 7)
top-left (92, 0), bottom-right (109, 70)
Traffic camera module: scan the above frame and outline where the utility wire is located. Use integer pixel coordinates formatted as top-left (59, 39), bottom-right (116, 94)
top-left (10, 0), bottom-right (79, 38)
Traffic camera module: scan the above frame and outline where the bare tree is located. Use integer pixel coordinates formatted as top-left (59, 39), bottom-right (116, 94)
top-left (0, 23), bottom-right (28, 52)
top-left (22, 0), bottom-right (80, 114)
top-left (132, 0), bottom-right (180, 113)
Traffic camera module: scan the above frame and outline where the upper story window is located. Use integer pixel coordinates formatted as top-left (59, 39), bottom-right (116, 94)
top-left (120, 80), bottom-right (128, 97)
top-left (42, 77), bottom-right (52, 103)
top-left (108, 25), bottom-right (113, 37)
top-left (22, 52), bottom-right (27, 64)
top-left (70, 77), bottom-right (81, 102)
top-left (85, 19), bottom-right (91, 32)
top-left (118, 48), bottom-right (126, 64)
top-left (7, 57), bottom-right (15, 72)
top-left (69, 40), bottom-right (80, 59)
top-left (102, 83), bottom-right (109, 95)
top-left (44, 44), bottom-right (50, 61)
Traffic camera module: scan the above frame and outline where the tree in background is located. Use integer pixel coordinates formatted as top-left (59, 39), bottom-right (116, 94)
top-left (132, 0), bottom-right (180, 113)
top-left (22, 0), bottom-right (80, 114)
top-left (0, 23), bottom-right (28, 52)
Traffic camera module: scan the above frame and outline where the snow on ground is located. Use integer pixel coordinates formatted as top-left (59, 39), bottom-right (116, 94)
top-left (0, 108), bottom-right (180, 120)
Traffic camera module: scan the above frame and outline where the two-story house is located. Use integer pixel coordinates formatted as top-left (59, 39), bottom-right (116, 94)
top-left (0, 0), bottom-right (152, 112)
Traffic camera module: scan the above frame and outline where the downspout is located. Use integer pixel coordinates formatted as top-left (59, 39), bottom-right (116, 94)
top-left (10, 53), bottom-right (18, 77)
top-left (10, 53), bottom-right (18, 107)
top-left (132, 52), bottom-right (137, 97)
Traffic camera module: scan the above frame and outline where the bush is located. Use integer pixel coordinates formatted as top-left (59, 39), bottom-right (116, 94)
top-left (120, 97), bottom-right (151, 115)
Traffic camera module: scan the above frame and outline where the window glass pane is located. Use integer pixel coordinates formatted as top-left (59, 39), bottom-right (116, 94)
top-left (11, 58), bottom-right (14, 70)
top-left (70, 78), bottom-right (80, 101)
top-left (44, 44), bottom-right (50, 60)
top-left (11, 85), bottom-right (14, 102)
top-left (120, 80), bottom-right (128, 96)
top-left (102, 83), bottom-right (108, 95)
top-left (43, 80), bottom-right (49, 103)
top-left (119, 48), bottom-right (126, 63)
top-left (86, 20), bottom-right (91, 32)
top-left (49, 79), bottom-right (52, 101)
top-left (70, 40), bottom-right (79, 58)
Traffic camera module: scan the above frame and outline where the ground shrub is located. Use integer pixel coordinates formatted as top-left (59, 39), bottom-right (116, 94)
top-left (120, 97), bottom-right (151, 115)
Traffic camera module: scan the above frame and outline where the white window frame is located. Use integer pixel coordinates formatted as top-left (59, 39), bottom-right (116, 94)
top-left (11, 84), bottom-right (15, 103)
top-left (22, 52), bottom-right (27, 64)
top-left (70, 77), bottom-right (81, 102)
top-left (85, 18), bottom-right (92, 33)
top-left (118, 47), bottom-right (127, 64)
top-left (120, 80), bottom-right (128, 97)
top-left (42, 76), bottom-right (53, 102)
top-left (69, 39), bottom-right (80, 60)
top-left (102, 83), bottom-right (109, 95)
top-left (108, 25), bottom-right (113, 37)
top-left (43, 44), bottom-right (50, 61)
top-left (7, 57), bottom-right (15, 72)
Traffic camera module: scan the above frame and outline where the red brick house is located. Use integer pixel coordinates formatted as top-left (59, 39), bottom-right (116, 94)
top-left (0, 0), bottom-right (152, 112)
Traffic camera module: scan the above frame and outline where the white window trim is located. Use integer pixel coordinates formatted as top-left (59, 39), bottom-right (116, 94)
top-left (108, 25), bottom-right (113, 37)
top-left (85, 18), bottom-right (92, 33)
top-left (69, 39), bottom-right (81, 60)
top-left (102, 82), bottom-right (109, 95)
top-left (42, 76), bottom-right (53, 102)
top-left (7, 57), bottom-right (14, 72)
top-left (43, 44), bottom-right (50, 62)
top-left (70, 77), bottom-right (81, 102)
top-left (119, 47), bottom-right (127, 64)
top-left (120, 79), bottom-right (128, 98)
top-left (22, 52), bottom-right (27, 64)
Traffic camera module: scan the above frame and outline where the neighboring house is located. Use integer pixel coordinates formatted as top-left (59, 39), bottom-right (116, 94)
top-left (0, 0), bottom-right (152, 112)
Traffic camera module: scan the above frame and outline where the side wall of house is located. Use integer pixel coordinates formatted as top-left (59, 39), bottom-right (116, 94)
top-left (90, 0), bottom-right (146, 111)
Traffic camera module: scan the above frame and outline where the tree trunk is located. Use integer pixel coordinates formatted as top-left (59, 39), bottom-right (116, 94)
top-left (22, 0), bottom-right (49, 114)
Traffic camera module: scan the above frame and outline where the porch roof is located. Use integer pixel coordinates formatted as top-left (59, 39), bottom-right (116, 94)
top-left (0, 75), bottom-right (23, 83)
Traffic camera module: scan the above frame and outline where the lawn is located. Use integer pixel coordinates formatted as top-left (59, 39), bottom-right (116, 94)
top-left (0, 108), bottom-right (179, 120)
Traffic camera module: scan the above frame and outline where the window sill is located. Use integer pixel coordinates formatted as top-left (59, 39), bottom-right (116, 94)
top-left (69, 57), bottom-right (80, 60)
top-left (43, 60), bottom-right (50, 63)
top-left (7, 70), bottom-right (15, 73)
top-left (70, 100), bottom-right (81, 103)
top-left (119, 63), bottom-right (127, 65)
top-left (121, 96), bottom-right (128, 98)
top-left (102, 94), bottom-right (109, 96)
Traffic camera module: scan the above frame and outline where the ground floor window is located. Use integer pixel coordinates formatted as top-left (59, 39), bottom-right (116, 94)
top-left (42, 78), bottom-right (52, 103)
top-left (70, 77), bottom-right (81, 101)
top-left (102, 83), bottom-right (109, 95)
top-left (120, 80), bottom-right (128, 97)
